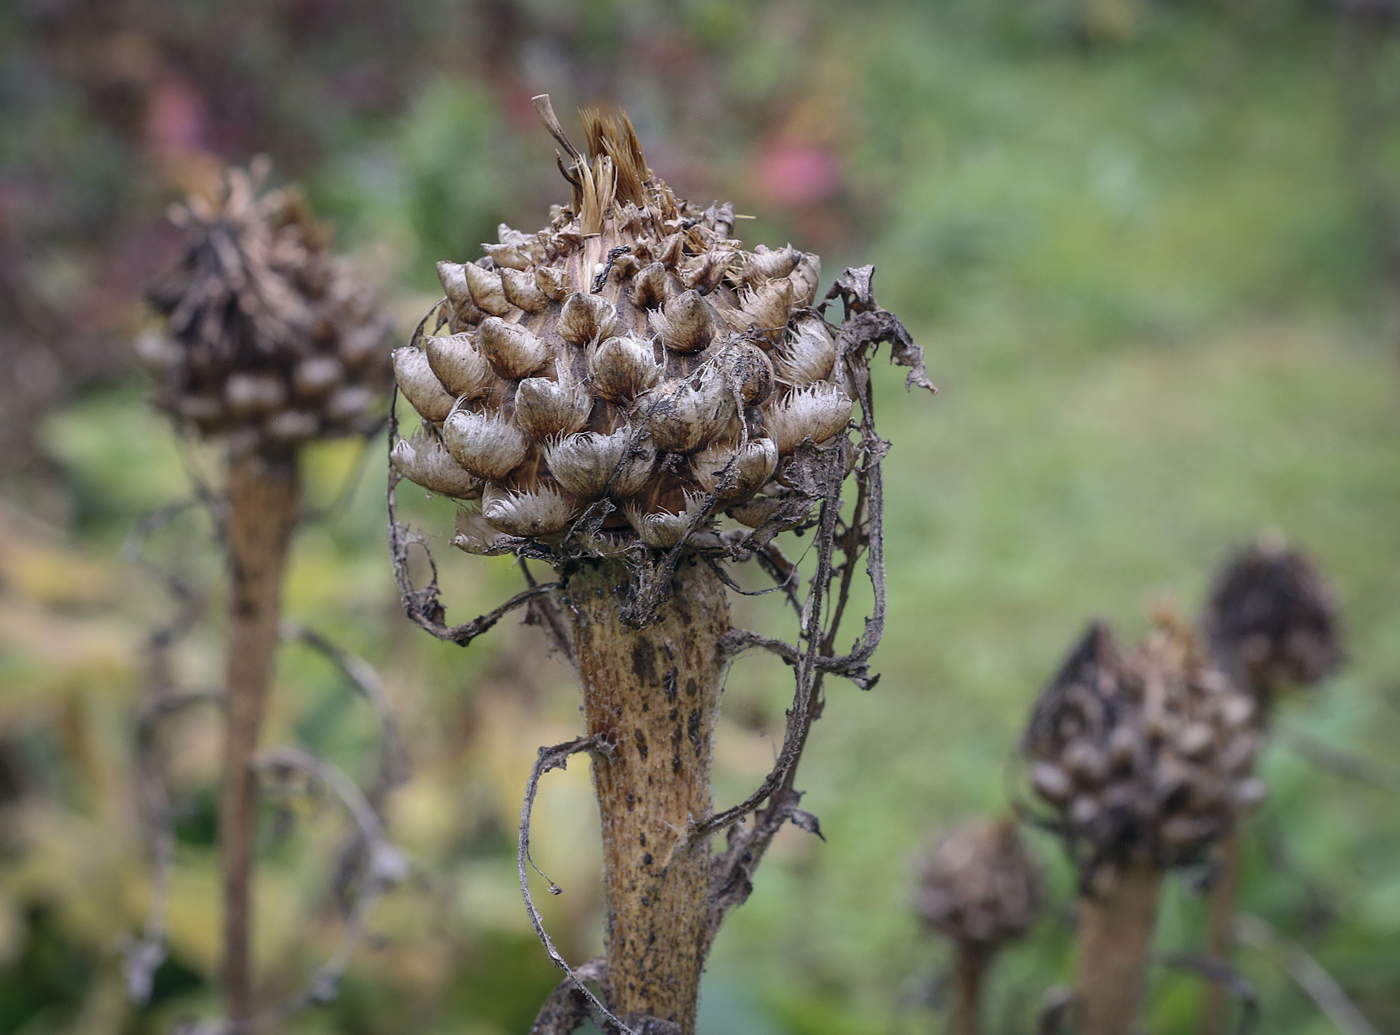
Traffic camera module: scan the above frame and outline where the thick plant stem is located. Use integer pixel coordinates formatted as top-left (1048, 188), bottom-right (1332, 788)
top-left (951, 942), bottom-right (988, 1035)
top-left (562, 557), bottom-right (730, 1035)
top-left (1201, 830), bottom-right (1242, 1035)
top-left (1074, 862), bottom-right (1163, 1035)
top-left (219, 447), bottom-right (299, 1022)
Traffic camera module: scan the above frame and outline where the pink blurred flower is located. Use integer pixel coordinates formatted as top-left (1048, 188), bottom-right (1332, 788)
top-left (754, 142), bottom-right (841, 208)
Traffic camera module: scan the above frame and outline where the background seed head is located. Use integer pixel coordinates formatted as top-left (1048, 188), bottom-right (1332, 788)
top-left (1023, 612), bottom-right (1264, 871)
top-left (913, 818), bottom-right (1042, 950)
top-left (143, 161), bottom-right (391, 448)
top-left (393, 110), bottom-right (854, 551)
top-left (1203, 536), bottom-right (1343, 703)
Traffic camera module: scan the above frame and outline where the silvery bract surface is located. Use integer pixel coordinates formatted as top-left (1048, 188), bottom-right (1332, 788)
top-left (392, 111), bottom-right (854, 550)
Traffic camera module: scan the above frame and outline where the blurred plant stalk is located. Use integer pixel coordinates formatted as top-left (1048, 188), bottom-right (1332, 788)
top-left (219, 447), bottom-right (299, 1020)
top-left (1197, 538), bottom-right (1342, 1035)
top-left (142, 161), bottom-right (389, 1023)
top-left (1074, 862), bottom-right (1162, 1035)
top-left (913, 817), bottom-right (1041, 1035)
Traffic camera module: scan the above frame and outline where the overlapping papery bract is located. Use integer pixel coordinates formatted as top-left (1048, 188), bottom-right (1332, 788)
top-left (1023, 615), bottom-right (1265, 870)
top-left (142, 161), bottom-right (391, 448)
top-left (391, 112), bottom-right (853, 550)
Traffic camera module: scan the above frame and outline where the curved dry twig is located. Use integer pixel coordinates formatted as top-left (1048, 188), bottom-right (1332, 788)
top-left (281, 622), bottom-right (409, 802)
top-left (1158, 954), bottom-right (1259, 1035)
top-left (530, 957), bottom-right (607, 1035)
top-left (1234, 915), bottom-right (1381, 1035)
top-left (517, 736), bottom-right (639, 1035)
top-left (248, 747), bottom-right (409, 1030)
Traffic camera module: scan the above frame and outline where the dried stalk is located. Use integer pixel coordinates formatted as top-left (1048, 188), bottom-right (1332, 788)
top-left (564, 558), bottom-right (729, 1030)
top-left (219, 446), bottom-right (300, 1021)
top-left (1074, 862), bottom-right (1163, 1035)
top-left (952, 942), bottom-right (989, 1035)
top-left (1201, 831), bottom-right (1242, 1035)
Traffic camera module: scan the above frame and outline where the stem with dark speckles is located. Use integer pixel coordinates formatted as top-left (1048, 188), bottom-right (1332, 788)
top-left (562, 557), bottom-right (729, 1035)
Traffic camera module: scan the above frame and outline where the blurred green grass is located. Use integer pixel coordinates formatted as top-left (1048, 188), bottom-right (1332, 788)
top-left (4, 2), bottom-right (1400, 1034)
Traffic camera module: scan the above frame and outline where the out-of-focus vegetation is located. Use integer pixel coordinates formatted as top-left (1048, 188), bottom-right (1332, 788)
top-left (2, 1), bottom-right (1399, 1033)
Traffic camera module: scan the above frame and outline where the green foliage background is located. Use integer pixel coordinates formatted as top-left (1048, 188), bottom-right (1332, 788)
top-left (1, 1), bottom-right (1399, 1033)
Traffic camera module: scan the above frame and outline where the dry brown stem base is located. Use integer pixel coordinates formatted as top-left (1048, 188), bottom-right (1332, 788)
top-left (1074, 862), bottom-right (1163, 1035)
top-left (952, 941), bottom-right (990, 1035)
top-left (1201, 830), bottom-right (1242, 1035)
top-left (562, 557), bottom-right (730, 1035)
top-left (219, 446), bottom-right (299, 1021)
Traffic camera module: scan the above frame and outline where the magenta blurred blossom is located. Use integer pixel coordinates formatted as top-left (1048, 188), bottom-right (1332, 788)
top-left (754, 142), bottom-right (841, 208)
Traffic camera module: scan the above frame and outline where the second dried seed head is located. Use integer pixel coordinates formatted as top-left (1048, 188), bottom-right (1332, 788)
top-left (914, 818), bottom-right (1042, 951)
top-left (142, 160), bottom-right (391, 450)
top-left (1024, 613), bottom-right (1264, 872)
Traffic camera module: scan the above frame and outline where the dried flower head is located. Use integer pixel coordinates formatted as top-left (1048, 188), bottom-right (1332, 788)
top-left (1203, 536), bottom-right (1342, 702)
top-left (914, 818), bottom-right (1042, 950)
top-left (1023, 613), bottom-right (1264, 873)
top-left (392, 106), bottom-right (855, 553)
top-left (143, 160), bottom-right (391, 447)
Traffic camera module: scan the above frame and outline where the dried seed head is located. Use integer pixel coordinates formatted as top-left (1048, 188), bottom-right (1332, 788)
top-left (225, 372), bottom-right (287, 419)
top-left (481, 481), bottom-right (579, 537)
top-left (438, 262), bottom-right (482, 325)
top-left (391, 104), bottom-right (865, 555)
top-left (478, 317), bottom-right (550, 380)
top-left (442, 410), bottom-right (529, 480)
top-left (392, 428), bottom-right (483, 499)
top-left (631, 262), bottom-right (670, 309)
top-left (1023, 614), bottom-right (1264, 873)
top-left (645, 372), bottom-right (735, 454)
top-left (913, 819), bottom-right (1041, 950)
top-left (425, 334), bottom-right (494, 400)
top-left (788, 253), bottom-right (822, 306)
top-left (652, 290), bottom-right (714, 353)
top-left (679, 249), bottom-right (734, 293)
top-left (1203, 536), bottom-right (1342, 701)
top-left (145, 163), bottom-right (391, 447)
top-left (463, 262), bottom-right (514, 317)
top-left (775, 313), bottom-right (837, 386)
top-left (393, 347), bottom-right (457, 422)
top-left (589, 334), bottom-right (663, 403)
top-left (501, 268), bottom-right (550, 312)
top-left (692, 438), bottom-right (778, 501)
top-left (742, 244), bottom-right (802, 284)
top-left (534, 265), bottom-right (569, 302)
top-left (515, 372), bottom-right (592, 440)
top-left (484, 224), bottom-right (545, 270)
top-left (717, 340), bottom-right (776, 405)
top-left (453, 506), bottom-right (523, 555)
top-left (545, 429), bottom-right (656, 500)
top-left (292, 356), bottom-right (345, 400)
top-left (764, 382), bottom-right (852, 454)
top-left (559, 292), bottom-right (618, 345)
top-left (737, 277), bottom-right (794, 337)
top-left (625, 491), bottom-right (710, 547)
